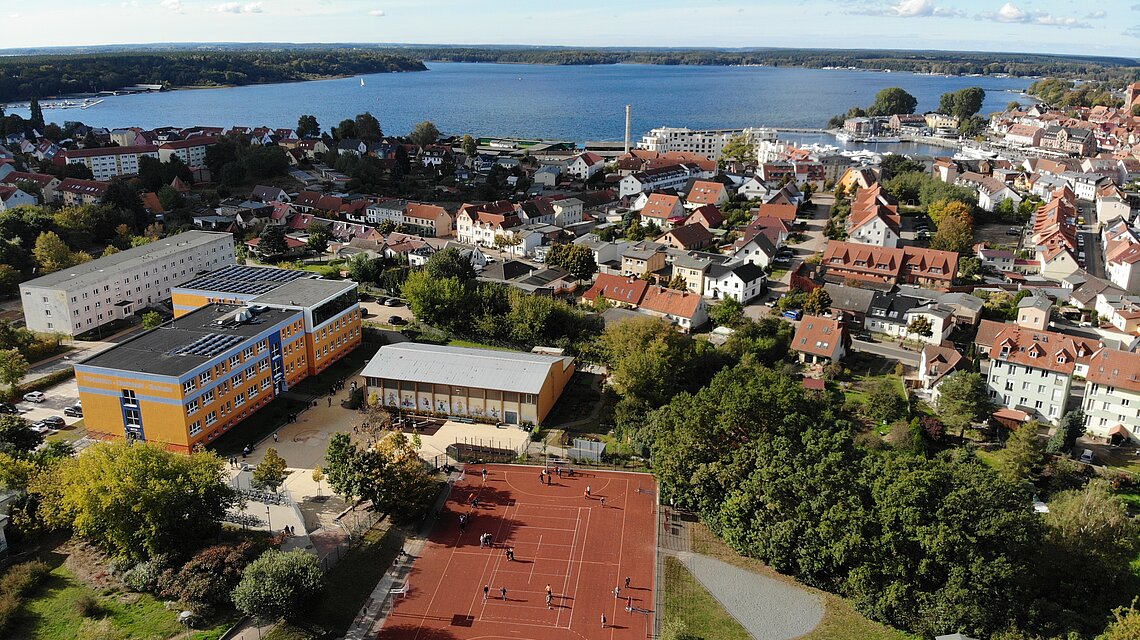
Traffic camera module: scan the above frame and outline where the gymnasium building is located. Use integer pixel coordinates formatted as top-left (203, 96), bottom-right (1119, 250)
top-left (76, 266), bottom-right (362, 452)
top-left (361, 343), bottom-right (575, 425)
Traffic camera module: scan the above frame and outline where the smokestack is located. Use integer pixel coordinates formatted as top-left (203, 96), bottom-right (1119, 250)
top-left (624, 105), bottom-right (632, 154)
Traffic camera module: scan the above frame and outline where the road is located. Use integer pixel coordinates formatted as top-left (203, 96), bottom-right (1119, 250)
top-left (850, 337), bottom-right (920, 366)
top-left (20, 324), bottom-right (149, 386)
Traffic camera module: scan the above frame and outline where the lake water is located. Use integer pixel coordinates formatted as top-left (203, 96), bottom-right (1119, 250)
top-left (6, 62), bottom-right (1031, 147)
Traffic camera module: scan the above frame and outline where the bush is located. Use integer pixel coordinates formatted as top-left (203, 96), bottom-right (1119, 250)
top-left (0, 591), bottom-right (21, 635)
top-left (0, 560), bottom-right (50, 597)
top-left (160, 542), bottom-right (260, 608)
top-left (73, 592), bottom-right (102, 617)
top-left (122, 556), bottom-right (168, 593)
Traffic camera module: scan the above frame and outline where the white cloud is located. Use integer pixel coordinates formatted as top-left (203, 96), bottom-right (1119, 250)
top-left (368, 9), bottom-right (385, 17)
top-left (852, 0), bottom-right (964, 19)
top-left (160, 0), bottom-right (183, 11)
top-left (980, 2), bottom-right (1090, 28)
top-left (121, 0), bottom-right (139, 7)
top-left (1085, 10), bottom-right (1107, 19)
top-left (208, 2), bottom-right (263, 13)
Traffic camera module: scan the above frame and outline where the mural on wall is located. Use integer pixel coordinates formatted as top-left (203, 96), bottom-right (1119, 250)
top-left (387, 393), bottom-right (398, 406)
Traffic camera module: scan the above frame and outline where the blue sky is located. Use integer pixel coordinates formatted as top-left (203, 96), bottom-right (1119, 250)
top-left (1, 0), bottom-right (1138, 56)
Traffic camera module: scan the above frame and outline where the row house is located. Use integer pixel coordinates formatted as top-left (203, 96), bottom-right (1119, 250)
top-left (619, 163), bottom-right (702, 199)
top-left (1004, 124), bottom-right (1043, 148)
top-left (1103, 220), bottom-right (1140, 293)
top-left (1096, 183), bottom-right (1132, 225)
top-left (59, 179), bottom-right (110, 206)
top-left (1030, 189), bottom-right (1081, 281)
top-left (821, 241), bottom-right (958, 288)
top-left (986, 324), bottom-right (1100, 424)
top-left (455, 201), bottom-right (523, 246)
top-left (1040, 126), bottom-right (1096, 156)
top-left (0, 171), bottom-right (61, 204)
top-left (63, 144), bottom-right (159, 181)
top-left (582, 273), bottom-right (709, 332)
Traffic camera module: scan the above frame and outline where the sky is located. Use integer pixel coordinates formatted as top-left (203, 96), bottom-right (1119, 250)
top-left (0, 0), bottom-right (1137, 57)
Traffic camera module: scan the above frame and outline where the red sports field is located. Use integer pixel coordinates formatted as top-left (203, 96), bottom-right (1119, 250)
top-left (378, 464), bottom-right (658, 640)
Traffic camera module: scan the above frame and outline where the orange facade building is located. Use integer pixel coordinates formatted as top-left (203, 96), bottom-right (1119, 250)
top-left (76, 266), bottom-right (362, 452)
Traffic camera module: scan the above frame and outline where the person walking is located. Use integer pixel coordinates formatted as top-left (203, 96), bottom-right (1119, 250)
top-left (500, 587), bottom-right (507, 601)
top-left (624, 576), bottom-right (631, 589)
top-left (482, 468), bottom-right (488, 480)
top-left (272, 432), bottom-right (279, 443)
top-left (586, 485), bottom-right (591, 497)
top-left (483, 585), bottom-right (489, 601)
top-left (546, 592), bottom-right (553, 609)
top-left (509, 547), bottom-right (515, 561)
top-left (545, 584), bottom-right (552, 598)
top-left (626, 595), bottom-right (633, 612)
top-left (600, 497), bottom-right (606, 507)
top-left (614, 585), bottom-right (621, 599)
top-left (539, 472), bottom-right (544, 484)
top-left (327, 397), bottom-right (332, 407)
top-left (601, 613), bottom-right (606, 628)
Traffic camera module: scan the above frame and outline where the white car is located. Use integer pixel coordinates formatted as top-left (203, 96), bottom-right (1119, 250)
top-left (1079, 449), bottom-right (1094, 464)
top-left (22, 391), bottom-right (46, 403)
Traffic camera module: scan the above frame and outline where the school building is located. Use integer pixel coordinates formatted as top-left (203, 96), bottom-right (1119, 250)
top-left (360, 343), bottom-right (575, 425)
top-left (76, 266), bottom-right (363, 452)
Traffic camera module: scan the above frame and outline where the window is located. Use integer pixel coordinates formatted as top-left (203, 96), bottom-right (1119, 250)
top-left (259, 358), bottom-right (270, 371)
top-left (189, 420), bottom-right (202, 436)
top-left (186, 399), bottom-right (199, 415)
top-left (230, 355), bottom-right (241, 367)
top-left (262, 378), bottom-right (272, 390)
top-left (199, 371), bottom-right (212, 384)
top-left (231, 374), bottom-right (243, 387)
top-left (122, 389), bottom-right (138, 405)
top-left (242, 347), bottom-right (254, 359)
top-left (183, 379), bottom-right (197, 393)
top-left (246, 369), bottom-right (256, 381)
top-left (203, 389), bottom-right (215, 404)
top-left (248, 385), bottom-right (258, 398)
top-left (234, 392), bottom-right (246, 407)
top-left (205, 411), bottom-right (217, 426)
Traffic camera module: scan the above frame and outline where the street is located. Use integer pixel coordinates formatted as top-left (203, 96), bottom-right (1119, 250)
top-left (850, 337), bottom-right (920, 366)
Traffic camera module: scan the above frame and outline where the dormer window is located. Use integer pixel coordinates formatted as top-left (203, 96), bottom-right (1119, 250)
top-left (1056, 355), bottom-right (1066, 364)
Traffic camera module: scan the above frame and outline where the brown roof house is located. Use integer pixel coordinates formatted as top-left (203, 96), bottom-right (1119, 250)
top-left (656, 224), bottom-right (713, 251)
top-left (919, 344), bottom-right (970, 401)
top-left (792, 315), bottom-right (850, 364)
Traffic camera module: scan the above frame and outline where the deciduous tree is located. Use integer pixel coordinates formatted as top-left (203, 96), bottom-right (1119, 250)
top-left (231, 549), bottom-right (323, 622)
top-left (0, 414), bottom-right (43, 455)
top-left (709, 297), bottom-right (745, 328)
top-left (258, 225), bottom-right (288, 257)
top-left (0, 348), bottom-right (28, 394)
top-left (252, 448), bottom-right (288, 493)
top-left (868, 87), bottom-right (918, 116)
top-left (296, 114), bottom-right (320, 139)
top-left (545, 244), bottom-right (597, 281)
top-left (424, 247), bottom-right (476, 282)
top-left (409, 121), bottom-right (440, 147)
top-left (936, 371), bottom-right (991, 437)
top-left (141, 312), bottom-right (163, 329)
top-left (803, 287), bottom-right (833, 316)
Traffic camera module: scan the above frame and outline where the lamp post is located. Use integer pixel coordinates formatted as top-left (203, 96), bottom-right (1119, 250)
top-left (266, 506), bottom-right (272, 533)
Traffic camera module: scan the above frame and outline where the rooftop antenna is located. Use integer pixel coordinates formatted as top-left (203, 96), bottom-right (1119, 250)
top-left (624, 105), bottom-right (632, 154)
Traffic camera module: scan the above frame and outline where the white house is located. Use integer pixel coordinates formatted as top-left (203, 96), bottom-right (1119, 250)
top-left (0, 186), bottom-right (37, 210)
top-left (534, 165), bottom-right (561, 188)
top-left (703, 262), bottom-right (768, 303)
top-left (551, 198), bottom-right (584, 227)
top-left (619, 164), bottom-right (698, 199)
top-left (566, 152), bottom-right (605, 181)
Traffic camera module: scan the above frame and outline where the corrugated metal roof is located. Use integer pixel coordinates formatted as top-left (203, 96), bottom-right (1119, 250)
top-left (361, 343), bottom-right (571, 395)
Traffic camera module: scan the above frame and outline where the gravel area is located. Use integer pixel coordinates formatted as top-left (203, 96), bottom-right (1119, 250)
top-left (675, 551), bottom-right (823, 640)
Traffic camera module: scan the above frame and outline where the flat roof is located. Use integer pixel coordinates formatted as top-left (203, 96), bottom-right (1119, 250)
top-left (178, 264), bottom-right (314, 297)
top-left (251, 278), bottom-right (356, 308)
top-left (79, 304), bottom-right (297, 378)
top-left (21, 231), bottom-right (232, 291)
top-left (361, 343), bottom-right (572, 395)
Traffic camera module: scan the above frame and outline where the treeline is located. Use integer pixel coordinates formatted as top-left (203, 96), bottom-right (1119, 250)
top-left (403, 46), bottom-right (1139, 81)
top-left (0, 50), bottom-right (426, 102)
top-left (1027, 77), bottom-right (1125, 108)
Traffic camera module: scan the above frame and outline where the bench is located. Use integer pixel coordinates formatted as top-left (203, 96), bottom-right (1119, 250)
top-left (389, 581), bottom-right (409, 598)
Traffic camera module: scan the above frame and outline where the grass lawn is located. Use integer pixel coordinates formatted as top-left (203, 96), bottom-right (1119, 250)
top-left (447, 339), bottom-right (515, 351)
top-left (12, 565), bottom-right (182, 640)
top-left (662, 556), bottom-right (751, 640)
top-left (544, 372), bottom-right (607, 431)
top-left (47, 421), bottom-right (88, 443)
top-left (690, 524), bottom-right (915, 640)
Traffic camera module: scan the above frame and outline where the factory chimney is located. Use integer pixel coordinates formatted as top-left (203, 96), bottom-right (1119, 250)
top-left (624, 105), bottom-right (632, 154)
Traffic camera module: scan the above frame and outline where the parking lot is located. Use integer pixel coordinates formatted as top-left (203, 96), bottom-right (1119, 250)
top-left (7, 379), bottom-right (83, 433)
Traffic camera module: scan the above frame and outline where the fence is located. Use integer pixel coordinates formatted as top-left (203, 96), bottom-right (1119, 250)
top-left (444, 435), bottom-right (530, 464)
top-left (318, 508), bottom-right (384, 572)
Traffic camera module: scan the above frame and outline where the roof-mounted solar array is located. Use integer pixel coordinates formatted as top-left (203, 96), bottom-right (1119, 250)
top-left (171, 333), bottom-right (244, 358)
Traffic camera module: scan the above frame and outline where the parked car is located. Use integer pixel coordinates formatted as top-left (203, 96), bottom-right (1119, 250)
top-left (41, 416), bottom-right (65, 428)
top-left (385, 298), bottom-right (403, 307)
top-left (375, 296), bottom-right (388, 305)
top-left (23, 391), bottom-right (45, 403)
top-left (63, 405), bottom-right (83, 417)
top-left (781, 309), bottom-right (803, 321)
top-left (1007, 227), bottom-right (1021, 236)
top-left (773, 255), bottom-right (792, 265)
top-left (0, 402), bottom-right (17, 414)
top-left (388, 315), bottom-right (407, 326)
top-left (1079, 449), bottom-right (1094, 464)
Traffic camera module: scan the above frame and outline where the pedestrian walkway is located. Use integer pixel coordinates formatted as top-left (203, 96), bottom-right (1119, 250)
top-left (341, 468), bottom-right (459, 640)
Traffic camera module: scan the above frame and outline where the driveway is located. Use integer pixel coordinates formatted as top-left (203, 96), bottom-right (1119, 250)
top-left (14, 379), bottom-right (84, 429)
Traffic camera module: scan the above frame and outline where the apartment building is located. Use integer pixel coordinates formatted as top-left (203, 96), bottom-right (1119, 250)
top-left (1083, 348), bottom-right (1140, 443)
top-left (637, 127), bottom-right (773, 162)
top-left (985, 325), bottom-right (1100, 424)
top-left (20, 231), bottom-right (235, 336)
top-left (158, 136), bottom-right (218, 167)
top-left (63, 144), bottom-right (160, 181)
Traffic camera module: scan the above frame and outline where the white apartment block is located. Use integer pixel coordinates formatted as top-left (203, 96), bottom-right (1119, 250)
top-left (20, 231), bottom-right (235, 336)
top-left (1083, 348), bottom-right (1140, 443)
top-left (158, 137), bottom-right (218, 167)
top-left (619, 164), bottom-right (699, 199)
top-left (985, 325), bottom-right (1098, 424)
top-left (64, 145), bottom-right (159, 181)
top-left (638, 127), bottom-right (774, 162)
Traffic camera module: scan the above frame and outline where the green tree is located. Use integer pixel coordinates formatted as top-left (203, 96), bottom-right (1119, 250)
top-left (296, 114), bottom-right (320, 139)
top-left (28, 98), bottom-right (44, 131)
top-left (33, 231), bottom-right (76, 273)
top-left (156, 185), bottom-right (184, 212)
top-left (803, 287), bottom-right (833, 316)
top-left (936, 371), bottom-right (991, 437)
top-left (409, 121), bottom-right (441, 147)
top-left (1100, 602), bottom-right (1140, 640)
top-left (1046, 409), bottom-right (1086, 455)
top-left (999, 422), bottom-right (1044, 482)
top-left (252, 448), bottom-right (288, 493)
top-left (878, 155), bottom-right (924, 180)
top-left (306, 228), bottom-right (331, 255)
top-left (345, 253), bottom-right (385, 284)
top-left (324, 433), bottom-right (364, 504)
top-left (0, 414), bottom-right (43, 455)
top-left (545, 244), bottom-right (597, 281)
top-left (709, 297), bottom-right (745, 328)
top-left (462, 134), bottom-right (477, 157)
top-left (161, 541), bottom-right (260, 608)
top-left (867, 87), bottom-right (918, 116)
top-left (0, 348), bottom-right (29, 393)
top-left (0, 264), bottom-right (19, 295)
top-left (354, 112), bottom-right (383, 142)
top-left (258, 225), bottom-right (288, 256)
top-left (333, 118), bottom-right (357, 140)
top-left (928, 199), bottom-right (973, 227)
top-left (958, 256), bottom-right (982, 279)
top-left (864, 378), bottom-right (907, 424)
top-left (424, 246), bottom-right (476, 282)
top-left (31, 441), bottom-right (236, 560)
top-left (231, 549), bottom-right (323, 622)
top-left (141, 311), bottom-right (163, 329)
top-left (939, 87), bottom-right (986, 119)
top-left (720, 134), bottom-right (756, 166)
top-left (906, 315), bottom-right (933, 340)
top-left (401, 271), bottom-right (472, 332)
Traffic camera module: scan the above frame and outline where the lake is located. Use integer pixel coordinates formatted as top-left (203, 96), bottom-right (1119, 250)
top-left (6, 62), bottom-right (1032, 146)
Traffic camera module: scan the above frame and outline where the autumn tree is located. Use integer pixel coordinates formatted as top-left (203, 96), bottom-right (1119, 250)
top-left (462, 134), bottom-right (477, 157)
top-left (252, 448), bottom-right (288, 493)
top-left (409, 121), bottom-right (441, 147)
top-left (906, 315), bottom-right (933, 340)
top-left (931, 213), bottom-right (974, 254)
top-left (31, 441), bottom-right (236, 560)
top-left (803, 287), bottom-right (833, 316)
top-left (928, 199), bottom-right (973, 227)
top-left (33, 231), bottom-right (80, 273)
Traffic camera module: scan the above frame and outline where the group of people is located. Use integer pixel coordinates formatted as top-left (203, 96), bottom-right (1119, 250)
top-left (479, 532), bottom-right (493, 547)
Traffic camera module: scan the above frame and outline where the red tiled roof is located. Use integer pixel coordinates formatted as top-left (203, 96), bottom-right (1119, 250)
top-left (639, 286), bottom-right (704, 320)
top-left (65, 144), bottom-right (158, 158)
top-left (792, 315), bottom-right (847, 359)
top-left (582, 273), bottom-right (649, 304)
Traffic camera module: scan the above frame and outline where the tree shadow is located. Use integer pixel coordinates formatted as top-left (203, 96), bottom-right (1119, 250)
top-left (377, 624), bottom-right (460, 639)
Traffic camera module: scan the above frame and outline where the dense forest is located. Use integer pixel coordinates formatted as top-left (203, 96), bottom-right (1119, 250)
top-left (0, 50), bottom-right (426, 102)
top-left (398, 46), bottom-right (1139, 81)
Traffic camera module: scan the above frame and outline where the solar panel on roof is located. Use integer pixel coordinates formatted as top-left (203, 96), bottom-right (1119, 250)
top-left (171, 333), bottom-right (243, 358)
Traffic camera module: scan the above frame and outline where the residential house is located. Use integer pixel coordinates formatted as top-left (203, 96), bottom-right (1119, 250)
top-left (581, 274), bottom-right (650, 308)
top-left (0, 171), bottom-right (61, 204)
top-left (919, 344), bottom-right (970, 402)
top-left (63, 145), bottom-right (158, 181)
top-left (158, 136), bottom-right (217, 167)
top-left (1004, 124), bottom-right (1043, 148)
top-left (403, 203), bottom-right (453, 238)
top-left (822, 241), bottom-right (958, 288)
top-left (685, 204), bottom-right (723, 229)
top-left (1096, 183), bottom-right (1132, 225)
top-left (656, 224), bottom-right (713, 251)
top-left (975, 245), bottom-right (1016, 272)
top-left (566, 152), bottom-right (605, 180)
top-left (728, 232), bottom-right (777, 268)
top-left (838, 167), bottom-right (878, 192)
top-left (703, 261), bottom-right (767, 303)
top-left (1103, 220), bottom-right (1140, 293)
top-left (455, 201), bottom-right (522, 246)
top-left (638, 193), bottom-right (686, 230)
top-left (58, 179), bottom-right (110, 206)
top-left (551, 198), bottom-right (585, 227)
top-left (638, 286), bottom-right (709, 332)
top-left (956, 171), bottom-right (1022, 212)
top-left (619, 164), bottom-right (699, 199)
top-left (533, 165), bottom-right (561, 188)
top-left (986, 325), bottom-right (1100, 424)
top-left (686, 180), bottom-right (729, 208)
top-left (620, 242), bottom-right (667, 276)
top-left (823, 284), bottom-right (875, 328)
top-left (1016, 295), bottom-right (1052, 330)
top-left (755, 202), bottom-right (797, 223)
top-left (737, 176), bottom-right (773, 200)
top-left (251, 185), bottom-right (290, 203)
top-left (847, 184), bottom-right (901, 247)
top-left (1040, 126), bottom-right (1096, 156)
top-left (0, 186), bottom-right (36, 211)
top-left (792, 315), bottom-right (849, 364)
